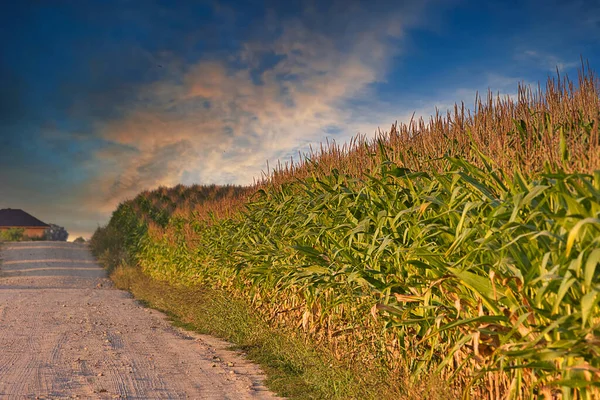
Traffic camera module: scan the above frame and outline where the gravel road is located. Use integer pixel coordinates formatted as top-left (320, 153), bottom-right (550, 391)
top-left (0, 242), bottom-right (280, 399)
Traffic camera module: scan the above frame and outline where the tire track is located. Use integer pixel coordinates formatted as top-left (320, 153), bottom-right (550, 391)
top-left (0, 242), bottom-right (280, 399)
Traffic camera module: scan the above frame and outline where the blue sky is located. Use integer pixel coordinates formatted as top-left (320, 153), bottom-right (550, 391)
top-left (1, 0), bottom-right (599, 238)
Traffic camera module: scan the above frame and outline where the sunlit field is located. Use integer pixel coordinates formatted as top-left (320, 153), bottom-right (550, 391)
top-left (92, 66), bottom-right (600, 399)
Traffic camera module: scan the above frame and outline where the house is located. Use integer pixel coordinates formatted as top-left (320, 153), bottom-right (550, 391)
top-left (0, 208), bottom-right (50, 238)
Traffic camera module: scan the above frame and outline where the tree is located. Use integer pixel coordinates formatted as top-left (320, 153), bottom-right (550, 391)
top-left (73, 236), bottom-right (86, 244)
top-left (0, 228), bottom-right (25, 241)
top-left (44, 224), bottom-right (69, 241)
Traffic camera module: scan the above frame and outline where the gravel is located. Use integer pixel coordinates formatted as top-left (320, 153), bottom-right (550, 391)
top-left (0, 242), bottom-right (280, 399)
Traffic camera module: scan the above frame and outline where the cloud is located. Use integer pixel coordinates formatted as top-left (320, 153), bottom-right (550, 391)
top-left (4, 0), bottom-right (562, 241)
top-left (84, 2), bottom-right (433, 212)
top-left (520, 50), bottom-right (579, 72)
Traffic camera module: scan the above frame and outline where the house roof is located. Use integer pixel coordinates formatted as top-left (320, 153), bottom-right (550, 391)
top-left (0, 209), bottom-right (49, 228)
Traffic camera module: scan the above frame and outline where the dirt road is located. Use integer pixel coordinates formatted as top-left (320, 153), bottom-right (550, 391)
top-left (0, 242), bottom-right (280, 399)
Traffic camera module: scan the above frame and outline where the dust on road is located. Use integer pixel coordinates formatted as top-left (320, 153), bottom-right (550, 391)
top-left (0, 242), bottom-right (280, 399)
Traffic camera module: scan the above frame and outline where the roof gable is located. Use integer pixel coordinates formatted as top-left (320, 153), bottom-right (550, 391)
top-left (0, 209), bottom-right (49, 228)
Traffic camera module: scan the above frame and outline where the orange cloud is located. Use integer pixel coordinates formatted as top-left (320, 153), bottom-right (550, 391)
top-left (83, 4), bottom-right (438, 212)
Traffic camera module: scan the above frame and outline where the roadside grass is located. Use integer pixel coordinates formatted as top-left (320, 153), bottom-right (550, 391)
top-left (110, 264), bottom-right (451, 400)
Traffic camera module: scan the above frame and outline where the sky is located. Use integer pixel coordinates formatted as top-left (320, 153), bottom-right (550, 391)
top-left (1, 0), bottom-right (599, 239)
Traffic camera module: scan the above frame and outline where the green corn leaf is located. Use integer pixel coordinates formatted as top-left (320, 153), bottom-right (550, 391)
top-left (566, 218), bottom-right (600, 257)
top-left (447, 267), bottom-right (501, 312)
top-left (584, 249), bottom-right (600, 289)
top-left (553, 275), bottom-right (576, 314)
top-left (581, 290), bottom-right (599, 328)
top-left (424, 315), bottom-right (506, 340)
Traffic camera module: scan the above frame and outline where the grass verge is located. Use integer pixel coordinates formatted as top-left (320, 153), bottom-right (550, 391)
top-left (110, 264), bottom-right (451, 400)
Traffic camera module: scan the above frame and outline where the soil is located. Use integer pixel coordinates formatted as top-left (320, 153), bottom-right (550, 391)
top-left (0, 241), bottom-right (280, 399)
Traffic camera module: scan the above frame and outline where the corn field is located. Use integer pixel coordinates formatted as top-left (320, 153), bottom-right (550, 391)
top-left (92, 66), bottom-right (600, 399)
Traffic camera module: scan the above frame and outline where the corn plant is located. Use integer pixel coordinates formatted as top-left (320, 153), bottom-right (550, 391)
top-left (91, 66), bottom-right (600, 399)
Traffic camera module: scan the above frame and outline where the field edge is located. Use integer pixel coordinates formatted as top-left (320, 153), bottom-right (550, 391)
top-left (107, 264), bottom-right (452, 400)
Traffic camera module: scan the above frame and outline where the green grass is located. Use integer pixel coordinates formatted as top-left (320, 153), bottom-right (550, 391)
top-left (109, 264), bottom-right (448, 399)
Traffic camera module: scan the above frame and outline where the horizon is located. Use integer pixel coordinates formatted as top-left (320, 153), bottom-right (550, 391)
top-left (1, 0), bottom-right (599, 239)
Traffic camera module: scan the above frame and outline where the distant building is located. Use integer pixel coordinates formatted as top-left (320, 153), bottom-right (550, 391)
top-left (0, 208), bottom-right (50, 238)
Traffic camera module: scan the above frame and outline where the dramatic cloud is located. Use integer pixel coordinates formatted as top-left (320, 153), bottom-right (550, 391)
top-left (84, 3), bottom-right (431, 212)
top-left (2, 0), bottom-right (597, 238)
